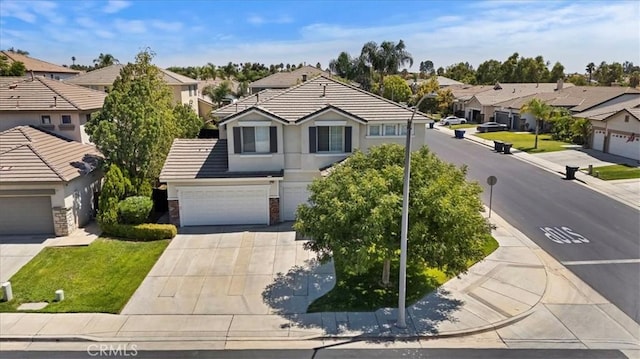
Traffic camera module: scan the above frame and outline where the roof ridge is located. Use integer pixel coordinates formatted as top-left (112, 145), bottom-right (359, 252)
top-left (35, 77), bottom-right (82, 110)
top-left (1, 50), bottom-right (78, 73)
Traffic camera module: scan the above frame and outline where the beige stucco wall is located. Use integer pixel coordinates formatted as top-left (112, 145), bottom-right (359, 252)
top-left (62, 170), bottom-right (102, 229)
top-left (0, 110), bottom-right (96, 143)
top-left (600, 111), bottom-right (640, 133)
top-left (359, 122), bottom-right (426, 152)
top-left (226, 115), bottom-right (286, 172)
top-left (173, 85), bottom-right (198, 112)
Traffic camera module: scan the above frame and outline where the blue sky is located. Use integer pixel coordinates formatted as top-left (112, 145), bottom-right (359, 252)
top-left (0, 0), bottom-right (638, 74)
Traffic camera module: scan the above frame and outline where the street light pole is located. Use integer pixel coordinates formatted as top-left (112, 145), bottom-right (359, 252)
top-left (397, 95), bottom-right (430, 329)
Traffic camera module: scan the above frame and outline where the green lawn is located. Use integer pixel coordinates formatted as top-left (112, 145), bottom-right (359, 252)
top-left (588, 164), bottom-right (640, 180)
top-left (475, 132), bottom-right (571, 153)
top-left (307, 235), bottom-right (498, 312)
top-left (0, 238), bottom-right (169, 313)
top-left (450, 123), bottom-right (478, 129)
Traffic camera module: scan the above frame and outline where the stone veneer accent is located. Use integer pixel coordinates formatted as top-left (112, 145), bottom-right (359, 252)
top-left (269, 198), bottom-right (280, 225)
top-left (52, 206), bottom-right (75, 236)
top-left (168, 200), bottom-right (180, 226)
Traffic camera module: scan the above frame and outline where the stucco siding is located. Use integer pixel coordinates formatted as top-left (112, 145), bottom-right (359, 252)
top-left (63, 170), bottom-right (102, 229)
top-left (0, 111), bottom-right (93, 143)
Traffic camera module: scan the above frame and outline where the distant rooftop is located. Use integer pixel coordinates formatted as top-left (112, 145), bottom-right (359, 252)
top-left (64, 64), bottom-right (198, 86)
top-left (0, 51), bottom-right (80, 75)
top-left (0, 76), bottom-right (106, 111)
top-left (249, 65), bottom-right (329, 89)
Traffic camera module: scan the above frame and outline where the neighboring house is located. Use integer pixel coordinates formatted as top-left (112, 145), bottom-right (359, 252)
top-left (0, 126), bottom-right (103, 236)
top-left (0, 76), bottom-right (106, 144)
top-left (160, 75), bottom-right (432, 227)
top-left (573, 98), bottom-right (640, 161)
top-left (0, 50), bottom-right (80, 80)
top-left (212, 89), bottom-right (284, 120)
top-left (494, 86), bottom-right (640, 131)
top-left (457, 81), bottom-right (572, 125)
top-left (64, 64), bottom-right (199, 113)
top-left (249, 65), bottom-right (329, 94)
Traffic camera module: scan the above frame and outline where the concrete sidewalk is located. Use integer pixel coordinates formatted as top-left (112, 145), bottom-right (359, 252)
top-left (1, 210), bottom-right (638, 350)
top-left (434, 126), bottom-right (640, 210)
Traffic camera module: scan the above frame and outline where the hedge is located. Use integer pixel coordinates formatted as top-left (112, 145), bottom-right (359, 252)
top-left (118, 196), bottom-right (153, 224)
top-left (104, 223), bottom-right (177, 241)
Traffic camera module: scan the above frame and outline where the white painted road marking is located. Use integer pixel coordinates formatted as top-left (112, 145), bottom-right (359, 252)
top-left (540, 226), bottom-right (589, 244)
top-left (562, 259), bottom-right (640, 265)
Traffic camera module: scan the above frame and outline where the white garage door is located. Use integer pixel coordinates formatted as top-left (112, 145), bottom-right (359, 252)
top-left (592, 130), bottom-right (605, 152)
top-left (282, 182), bottom-right (311, 221)
top-left (178, 186), bottom-right (269, 226)
top-left (0, 196), bottom-right (54, 236)
top-left (608, 133), bottom-right (640, 161)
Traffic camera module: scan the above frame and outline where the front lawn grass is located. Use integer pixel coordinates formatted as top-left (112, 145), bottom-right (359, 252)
top-left (588, 164), bottom-right (640, 180)
top-left (0, 238), bottom-right (169, 313)
top-left (307, 235), bottom-right (498, 312)
top-left (450, 123), bottom-right (477, 129)
top-left (475, 132), bottom-right (570, 153)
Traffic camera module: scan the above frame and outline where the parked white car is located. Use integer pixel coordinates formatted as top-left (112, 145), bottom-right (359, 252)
top-left (440, 116), bottom-right (467, 125)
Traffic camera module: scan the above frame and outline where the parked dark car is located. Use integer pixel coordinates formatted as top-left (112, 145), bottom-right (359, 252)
top-left (477, 122), bottom-right (508, 133)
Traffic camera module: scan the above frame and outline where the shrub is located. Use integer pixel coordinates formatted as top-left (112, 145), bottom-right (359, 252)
top-left (117, 196), bottom-right (153, 224)
top-left (104, 223), bottom-right (177, 241)
top-left (97, 164), bottom-right (132, 229)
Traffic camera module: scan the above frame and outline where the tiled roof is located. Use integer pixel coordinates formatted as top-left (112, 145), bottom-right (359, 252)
top-left (212, 89), bottom-right (284, 119)
top-left (472, 82), bottom-right (573, 106)
top-left (0, 51), bottom-right (80, 74)
top-left (494, 86), bottom-right (640, 112)
top-left (573, 97), bottom-right (640, 121)
top-left (249, 66), bottom-right (329, 89)
top-left (0, 76), bottom-right (106, 111)
top-left (64, 64), bottom-right (197, 86)
top-left (219, 75), bottom-right (431, 124)
top-left (407, 76), bottom-right (463, 87)
top-left (0, 126), bottom-right (102, 183)
top-left (159, 139), bottom-right (282, 180)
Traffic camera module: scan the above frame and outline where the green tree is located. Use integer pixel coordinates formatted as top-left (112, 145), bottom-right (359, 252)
top-left (475, 59), bottom-right (502, 84)
top-left (444, 62), bottom-right (475, 83)
top-left (172, 103), bottom-right (203, 138)
top-left (381, 75), bottom-right (412, 103)
top-left (419, 60), bottom-right (434, 76)
top-left (97, 164), bottom-right (132, 228)
top-left (549, 62), bottom-right (565, 82)
top-left (203, 81), bottom-right (231, 107)
top-left (629, 71), bottom-right (640, 88)
top-left (0, 55), bottom-right (26, 76)
top-left (360, 39), bottom-right (413, 93)
top-left (571, 118), bottom-right (592, 147)
top-left (436, 88), bottom-right (454, 115)
top-left (586, 62), bottom-right (595, 84)
top-left (295, 144), bottom-right (489, 286)
top-left (567, 73), bottom-right (587, 86)
top-left (411, 77), bottom-right (439, 113)
top-left (6, 47), bottom-right (29, 55)
top-left (520, 98), bottom-right (552, 149)
top-left (93, 53), bottom-right (119, 68)
top-left (86, 50), bottom-right (190, 186)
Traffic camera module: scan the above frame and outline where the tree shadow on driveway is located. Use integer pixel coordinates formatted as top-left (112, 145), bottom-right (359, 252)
top-left (262, 258), bottom-right (463, 338)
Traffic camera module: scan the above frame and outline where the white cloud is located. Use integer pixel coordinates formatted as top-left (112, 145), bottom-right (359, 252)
top-left (0, 1), bottom-right (37, 23)
top-left (103, 0), bottom-right (131, 14)
top-left (247, 15), bottom-right (264, 25)
top-left (247, 13), bottom-right (293, 25)
top-left (114, 19), bottom-right (147, 34)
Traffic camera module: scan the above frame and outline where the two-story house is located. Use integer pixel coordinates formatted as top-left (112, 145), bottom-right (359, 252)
top-left (0, 76), bottom-right (106, 144)
top-left (160, 75), bottom-right (433, 227)
top-left (0, 50), bottom-right (81, 80)
top-left (64, 64), bottom-right (199, 113)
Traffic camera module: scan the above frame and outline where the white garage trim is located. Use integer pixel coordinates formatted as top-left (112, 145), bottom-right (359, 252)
top-left (281, 182), bottom-right (312, 221)
top-left (608, 132), bottom-right (639, 161)
top-left (592, 129), bottom-right (605, 152)
top-left (178, 185), bottom-right (270, 226)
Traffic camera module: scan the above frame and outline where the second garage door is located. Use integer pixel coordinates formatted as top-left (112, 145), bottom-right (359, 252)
top-left (0, 196), bottom-right (54, 236)
top-left (178, 186), bottom-right (269, 226)
top-left (608, 133), bottom-right (640, 161)
top-left (282, 182), bottom-right (311, 221)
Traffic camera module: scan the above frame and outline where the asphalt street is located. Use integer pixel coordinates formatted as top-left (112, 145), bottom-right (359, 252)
top-left (0, 349), bottom-right (629, 359)
top-left (424, 129), bottom-right (640, 323)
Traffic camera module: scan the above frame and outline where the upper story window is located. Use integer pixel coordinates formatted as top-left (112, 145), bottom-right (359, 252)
top-left (309, 125), bottom-right (352, 153)
top-left (233, 125), bottom-right (277, 154)
top-left (61, 115), bottom-right (72, 124)
top-left (41, 115), bottom-right (51, 124)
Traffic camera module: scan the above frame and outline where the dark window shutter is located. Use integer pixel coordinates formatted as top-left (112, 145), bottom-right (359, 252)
top-left (233, 127), bottom-right (242, 154)
top-left (269, 126), bottom-right (277, 153)
top-left (309, 127), bottom-right (317, 153)
top-left (344, 126), bottom-right (352, 153)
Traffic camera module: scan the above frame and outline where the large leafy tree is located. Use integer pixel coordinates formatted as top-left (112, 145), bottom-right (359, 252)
top-left (380, 75), bottom-right (412, 103)
top-left (475, 59), bottom-right (502, 84)
top-left (295, 144), bottom-right (489, 286)
top-left (411, 77), bottom-right (439, 113)
top-left (0, 55), bottom-right (26, 76)
top-left (86, 50), bottom-right (200, 186)
top-left (436, 88), bottom-right (454, 115)
top-left (520, 98), bottom-right (552, 149)
top-left (93, 53), bottom-right (119, 68)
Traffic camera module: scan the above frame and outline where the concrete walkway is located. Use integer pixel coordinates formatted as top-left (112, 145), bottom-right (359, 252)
top-left (1, 210), bottom-right (638, 350)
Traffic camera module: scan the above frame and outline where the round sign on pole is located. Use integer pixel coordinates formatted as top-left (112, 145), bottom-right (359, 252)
top-left (487, 175), bottom-right (497, 186)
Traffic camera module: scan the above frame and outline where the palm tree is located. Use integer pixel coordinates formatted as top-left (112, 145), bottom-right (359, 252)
top-left (360, 39), bottom-right (413, 94)
top-left (586, 62), bottom-right (595, 84)
top-left (93, 53), bottom-right (119, 68)
top-left (520, 98), bottom-right (551, 149)
top-left (71, 56), bottom-right (76, 66)
top-left (203, 82), bottom-right (231, 107)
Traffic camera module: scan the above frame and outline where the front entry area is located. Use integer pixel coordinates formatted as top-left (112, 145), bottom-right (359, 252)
top-left (178, 185), bottom-right (270, 226)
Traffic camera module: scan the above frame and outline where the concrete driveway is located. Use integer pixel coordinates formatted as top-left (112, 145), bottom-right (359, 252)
top-left (121, 223), bottom-right (335, 315)
top-left (0, 234), bottom-right (53, 283)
